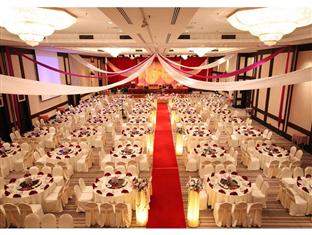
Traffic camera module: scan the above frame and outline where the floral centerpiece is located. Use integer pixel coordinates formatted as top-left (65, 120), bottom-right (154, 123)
top-left (132, 177), bottom-right (149, 191)
top-left (186, 177), bottom-right (203, 192)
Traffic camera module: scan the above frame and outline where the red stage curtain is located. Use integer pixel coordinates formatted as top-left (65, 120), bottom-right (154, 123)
top-left (107, 57), bottom-right (138, 88)
top-left (180, 57), bottom-right (208, 81)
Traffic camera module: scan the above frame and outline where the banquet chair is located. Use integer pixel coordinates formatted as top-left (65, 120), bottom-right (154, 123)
top-left (24, 213), bottom-right (40, 228)
top-left (127, 165), bottom-right (139, 176)
top-left (263, 160), bottom-right (280, 178)
top-left (115, 165), bottom-right (126, 174)
top-left (13, 152), bottom-right (25, 172)
top-left (9, 132), bottom-right (17, 142)
top-left (84, 202), bottom-right (100, 227)
top-left (0, 161), bottom-right (10, 177)
top-left (18, 203), bottom-right (44, 227)
top-left (288, 145), bottom-right (296, 158)
top-left (0, 177), bottom-right (4, 195)
top-left (58, 214), bottom-right (74, 228)
top-left (139, 154), bottom-right (149, 172)
top-left (44, 133), bottom-right (57, 149)
top-left (215, 164), bottom-right (225, 174)
top-left (43, 185), bottom-right (64, 213)
top-left (79, 178), bottom-right (93, 193)
top-left (247, 203), bottom-right (263, 227)
top-left (290, 160), bottom-right (301, 170)
top-left (42, 166), bottom-right (52, 175)
top-left (48, 127), bottom-right (56, 134)
top-left (285, 187), bottom-right (307, 216)
top-left (279, 160), bottom-right (291, 170)
top-left (52, 165), bottom-right (65, 186)
top-left (41, 214), bottom-right (57, 228)
top-left (278, 167), bottom-right (292, 179)
top-left (199, 189), bottom-right (208, 210)
top-left (74, 185), bottom-right (93, 212)
top-left (60, 180), bottom-right (72, 207)
top-left (14, 130), bottom-right (22, 139)
top-left (186, 154), bottom-right (198, 172)
top-left (247, 151), bottom-right (261, 170)
top-left (35, 162), bottom-right (45, 170)
top-left (213, 202), bottom-right (232, 227)
top-left (200, 164), bottom-right (214, 178)
top-left (76, 151), bottom-right (90, 172)
top-left (33, 151), bottom-right (42, 162)
top-left (3, 203), bottom-right (22, 228)
top-left (231, 202), bottom-right (248, 227)
top-left (104, 165), bottom-right (115, 175)
top-left (266, 131), bottom-right (273, 140)
top-left (264, 140), bottom-right (272, 145)
top-left (293, 167), bottom-right (304, 178)
top-left (115, 203), bottom-right (132, 228)
top-left (57, 162), bottom-right (73, 180)
top-left (252, 181), bottom-right (269, 208)
top-left (294, 150), bottom-right (303, 162)
top-left (97, 203), bottom-right (115, 227)
top-left (304, 166), bottom-right (312, 177)
top-left (226, 164), bottom-right (236, 173)
top-left (226, 150), bottom-right (238, 166)
top-left (34, 119), bottom-right (41, 128)
top-left (262, 129), bottom-right (269, 139)
top-left (99, 150), bottom-right (111, 168)
top-left (46, 162), bottom-right (55, 169)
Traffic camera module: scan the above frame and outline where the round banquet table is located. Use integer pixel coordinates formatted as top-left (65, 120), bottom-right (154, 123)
top-left (0, 143), bottom-right (22, 171)
top-left (70, 127), bottom-right (99, 142)
top-left (110, 144), bottom-right (142, 164)
top-left (47, 116), bottom-right (71, 126)
top-left (234, 126), bottom-right (263, 140)
top-left (86, 116), bottom-right (110, 126)
top-left (295, 176), bottom-right (312, 215)
top-left (93, 173), bottom-right (135, 205)
top-left (185, 126), bottom-right (211, 138)
top-left (222, 116), bottom-right (244, 125)
top-left (177, 107), bottom-right (197, 115)
top-left (254, 143), bottom-right (290, 169)
top-left (131, 108), bottom-right (150, 116)
top-left (180, 115), bottom-right (202, 125)
top-left (122, 126), bottom-right (146, 138)
top-left (193, 143), bottom-right (226, 164)
top-left (204, 172), bottom-right (252, 208)
top-left (22, 127), bottom-right (50, 141)
top-left (2, 173), bottom-right (55, 204)
top-left (128, 116), bottom-right (149, 125)
top-left (45, 143), bottom-right (82, 170)
top-left (211, 108), bottom-right (231, 116)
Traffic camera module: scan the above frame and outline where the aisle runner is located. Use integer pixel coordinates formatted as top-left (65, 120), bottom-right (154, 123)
top-left (146, 103), bottom-right (186, 228)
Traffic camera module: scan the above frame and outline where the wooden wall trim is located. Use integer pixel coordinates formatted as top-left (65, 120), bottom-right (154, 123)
top-left (30, 101), bottom-right (68, 119)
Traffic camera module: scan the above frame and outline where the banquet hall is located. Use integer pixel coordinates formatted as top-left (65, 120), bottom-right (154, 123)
top-left (0, 2), bottom-right (312, 230)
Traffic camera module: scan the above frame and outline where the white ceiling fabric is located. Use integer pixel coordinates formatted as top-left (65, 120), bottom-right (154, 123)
top-left (0, 54), bottom-right (155, 95)
top-left (161, 54), bottom-right (235, 70)
top-left (157, 54), bottom-right (312, 91)
top-left (70, 54), bottom-right (141, 75)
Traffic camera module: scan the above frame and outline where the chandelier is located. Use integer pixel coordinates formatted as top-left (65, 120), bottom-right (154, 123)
top-left (0, 8), bottom-right (76, 46)
top-left (188, 48), bottom-right (215, 57)
top-left (102, 48), bottom-right (129, 57)
top-left (227, 8), bottom-right (312, 46)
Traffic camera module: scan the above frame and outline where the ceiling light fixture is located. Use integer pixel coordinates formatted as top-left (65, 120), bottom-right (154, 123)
top-left (0, 7), bottom-right (76, 47)
top-left (102, 48), bottom-right (129, 57)
top-left (227, 7), bottom-right (312, 46)
top-left (188, 48), bottom-right (215, 57)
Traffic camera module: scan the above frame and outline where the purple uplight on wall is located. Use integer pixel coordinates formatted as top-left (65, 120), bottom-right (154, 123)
top-left (35, 49), bottom-right (62, 101)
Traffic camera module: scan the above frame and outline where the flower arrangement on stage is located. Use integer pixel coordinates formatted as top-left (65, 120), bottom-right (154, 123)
top-left (186, 177), bottom-right (203, 192)
top-left (132, 177), bottom-right (149, 191)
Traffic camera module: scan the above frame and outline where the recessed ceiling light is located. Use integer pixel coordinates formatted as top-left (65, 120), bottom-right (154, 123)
top-left (107, 21), bottom-right (113, 24)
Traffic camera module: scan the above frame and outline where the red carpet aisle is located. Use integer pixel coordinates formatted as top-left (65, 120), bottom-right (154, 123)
top-left (146, 103), bottom-right (186, 228)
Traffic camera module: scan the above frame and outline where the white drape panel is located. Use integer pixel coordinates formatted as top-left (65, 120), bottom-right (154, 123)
top-left (161, 54), bottom-right (234, 70)
top-left (157, 55), bottom-right (312, 91)
top-left (0, 55), bottom-right (155, 95)
top-left (70, 54), bottom-right (141, 76)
